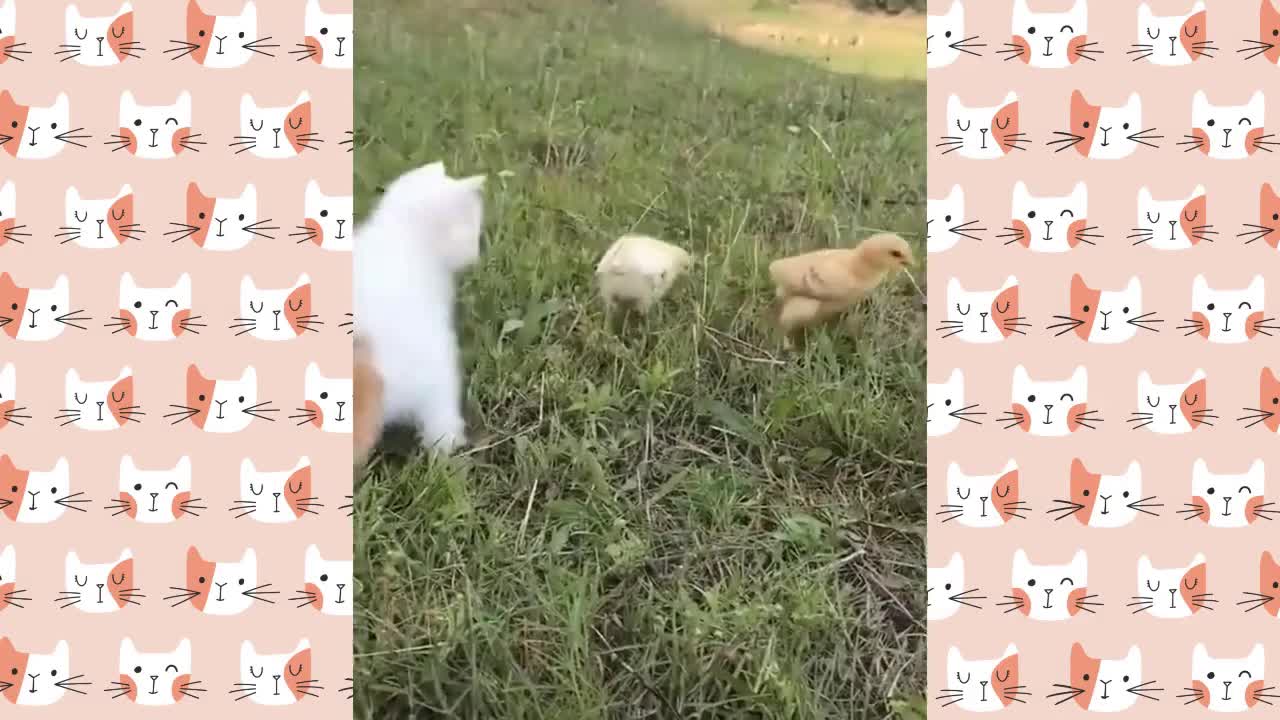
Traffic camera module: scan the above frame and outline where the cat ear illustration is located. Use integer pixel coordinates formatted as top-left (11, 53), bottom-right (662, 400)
top-left (115, 184), bottom-right (132, 200)
top-left (1189, 367), bottom-right (1206, 383)
top-left (946, 552), bottom-right (962, 571)
top-left (120, 89), bottom-right (137, 110)
top-left (946, 462), bottom-right (961, 484)
top-left (294, 456), bottom-right (310, 470)
top-left (946, 368), bottom-right (962, 385)
top-left (947, 184), bottom-right (963, 204)
top-left (1190, 552), bottom-right (1206, 566)
top-left (117, 547), bottom-right (133, 562)
top-left (240, 94), bottom-right (256, 115)
top-left (946, 94), bottom-right (962, 116)
top-left (240, 366), bottom-right (256, 384)
top-left (115, 366), bottom-right (132, 382)
top-left (0, 363), bottom-right (14, 386)
top-left (240, 184), bottom-right (257, 202)
top-left (1013, 365), bottom-right (1030, 386)
top-left (1002, 91), bottom-right (1017, 105)
top-left (1012, 548), bottom-right (1029, 570)
top-left (1248, 459), bottom-right (1266, 479)
top-left (1125, 646), bottom-right (1141, 664)
top-left (240, 458), bottom-right (256, 476)
top-left (121, 272), bottom-right (137, 293)
top-left (242, 0), bottom-right (257, 18)
top-left (999, 276), bottom-right (1017, 291)
top-left (173, 638), bottom-right (191, 661)
top-left (52, 640), bottom-right (67, 662)
top-left (240, 640), bottom-right (255, 662)
top-left (240, 275), bottom-right (257, 295)
top-left (1193, 90), bottom-right (1209, 111)
top-left (175, 273), bottom-right (192, 296)
top-left (65, 550), bottom-right (80, 566)
top-left (305, 544), bottom-right (322, 565)
top-left (1191, 184), bottom-right (1206, 197)
top-left (65, 368), bottom-right (81, 386)
top-left (1193, 457), bottom-right (1209, 477)
top-left (1137, 187), bottom-right (1153, 204)
top-left (52, 274), bottom-right (68, 293)
top-left (1012, 181), bottom-right (1029, 202)
top-left (947, 646), bottom-right (964, 666)
top-left (1002, 644), bottom-right (1018, 659)
top-left (294, 638), bottom-right (311, 653)
top-left (294, 90), bottom-right (310, 107)
top-left (0, 545), bottom-right (13, 567)
top-left (120, 637), bottom-right (138, 658)
top-left (946, 277), bottom-right (963, 296)
top-left (240, 547), bottom-right (256, 568)
top-left (1070, 366), bottom-right (1087, 385)
top-left (1124, 92), bottom-right (1141, 112)
top-left (186, 545), bottom-right (204, 565)
top-left (1124, 460), bottom-right (1141, 478)
top-left (172, 456), bottom-right (192, 477)
top-left (1138, 555), bottom-right (1153, 573)
top-left (1070, 182), bottom-right (1087, 204)
top-left (175, 91), bottom-right (192, 113)
top-left (1070, 549), bottom-right (1087, 570)
top-left (51, 457), bottom-right (68, 475)
top-left (1249, 644), bottom-right (1266, 663)
top-left (1000, 459), bottom-right (1017, 474)
top-left (294, 273), bottom-right (311, 289)
top-left (305, 362), bottom-right (321, 384)
top-left (1248, 275), bottom-right (1266, 293)
top-left (1124, 276), bottom-right (1141, 294)
top-left (1250, 90), bottom-right (1266, 111)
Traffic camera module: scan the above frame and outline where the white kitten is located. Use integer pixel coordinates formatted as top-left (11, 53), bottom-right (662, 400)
top-left (1009, 181), bottom-right (1088, 253)
top-left (302, 363), bottom-right (350, 433)
top-left (1191, 458), bottom-right (1266, 528)
top-left (1190, 643), bottom-right (1266, 712)
top-left (355, 161), bottom-right (485, 452)
top-left (238, 639), bottom-right (314, 706)
top-left (237, 274), bottom-right (314, 341)
top-left (118, 637), bottom-right (194, 706)
top-left (0, 638), bottom-right (71, 706)
top-left (1010, 548), bottom-right (1089, 621)
top-left (0, 273), bottom-right (72, 342)
top-left (1190, 275), bottom-right (1265, 343)
top-left (118, 455), bottom-right (193, 523)
top-left (941, 276), bottom-right (1021, 343)
top-left (237, 92), bottom-right (315, 159)
top-left (237, 457), bottom-right (314, 524)
top-left (180, 183), bottom-right (263, 251)
top-left (943, 92), bottom-right (1021, 160)
top-left (941, 644), bottom-right (1021, 712)
top-left (184, 0), bottom-right (260, 68)
top-left (1133, 368), bottom-right (1208, 434)
top-left (0, 456), bottom-right (71, 524)
top-left (63, 367), bottom-right (138, 431)
top-left (942, 459), bottom-right (1021, 528)
top-left (1010, 365), bottom-right (1091, 437)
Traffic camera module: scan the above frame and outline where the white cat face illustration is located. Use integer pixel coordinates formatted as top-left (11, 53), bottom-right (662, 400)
top-left (63, 548), bottom-right (134, 614)
top-left (1011, 548), bottom-right (1087, 622)
top-left (1066, 459), bottom-right (1145, 529)
top-left (303, 545), bottom-right (352, 616)
top-left (1190, 275), bottom-right (1265, 344)
top-left (237, 639), bottom-right (313, 706)
top-left (303, 363), bottom-right (351, 433)
top-left (1, 91), bottom-right (72, 160)
top-left (0, 638), bottom-right (70, 706)
top-left (1134, 185), bottom-right (1207, 250)
top-left (1072, 644), bottom-right (1142, 712)
top-left (928, 553), bottom-right (975, 621)
top-left (186, 366), bottom-right (262, 434)
top-left (236, 457), bottom-right (313, 524)
top-left (2, 273), bottom-right (71, 342)
top-left (1135, 2), bottom-right (1207, 66)
top-left (927, 0), bottom-right (969, 69)
top-left (64, 367), bottom-right (136, 431)
top-left (1011, 181), bottom-right (1087, 253)
top-left (942, 276), bottom-right (1020, 343)
top-left (118, 637), bottom-right (193, 706)
top-left (928, 369), bottom-right (981, 437)
top-left (943, 92), bottom-right (1021, 160)
top-left (941, 644), bottom-right (1020, 712)
top-left (188, 547), bottom-right (258, 616)
top-left (118, 456), bottom-right (192, 524)
top-left (237, 92), bottom-right (313, 159)
top-left (303, 0), bottom-right (352, 69)
top-left (1, 456), bottom-right (71, 524)
top-left (1010, 365), bottom-right (1089, 437)
top-left (927, 185), bottom-right (971, 253)
top-left (64, 2), bottom-right (135, 67)
top-left (1134, 369), bottom-right (1208, 434)
top-left (1071, 91), bottom-right (1145, 160)
top-left (1192, 90), bottom-right (1266, 160)
top-left (1011, 0), bottom-right (1088, 69)
top-left (1191, 643), bottom-right (1265, 712)
top-left (181, 183), bottom-right (262, 251)
top-left (942, 460), bottom-right (1021, 529)
top-left (303, 181), bottom-right (352, 251)
top-left (1067, 275), bottom-right (1143, 345)
top-left (118, 273), bottom-right (192, 342)
top-left (238, 274), bottom-right (313, 341)
top-left (64, 185), bottom-right (137, 249)
top-left (185, 0), bottom-right (259, 69)
top-left (1191, 459), bottom-right (1265, 528)
top-left (119, 91), bottom-right (193, 160)
top-left (1135, 553), bottom-right (1206, 619)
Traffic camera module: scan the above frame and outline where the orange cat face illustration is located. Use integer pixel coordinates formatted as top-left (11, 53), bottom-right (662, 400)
top-left (1056, 90), bottom-right (1156, 159)
top-left (64, 2), bottom-right (139, 66)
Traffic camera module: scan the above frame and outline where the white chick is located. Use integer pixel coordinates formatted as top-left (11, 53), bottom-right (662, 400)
top-left (595, 234), bottom-right (692, 313)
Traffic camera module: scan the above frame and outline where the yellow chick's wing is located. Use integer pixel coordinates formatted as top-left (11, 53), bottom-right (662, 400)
top-left (769, 249), bottom-right (858, 302)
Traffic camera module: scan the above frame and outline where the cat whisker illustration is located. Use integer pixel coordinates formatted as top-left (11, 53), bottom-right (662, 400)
top-left (176, 132), bottom-right (206, 153)
top-left (178, 315), bottom-right (207, 335)
top-left (946, 587), bottom-right (986, 610)
top-left (1, 223), bottom-right (29, 244)
top-left (105, 316), bottom-right (134, 334)
top-left (1241, 223), bottom-right (1278, 243)
top-left (242, 36), bottom-right (280, 57)
top-left (340, 678), bottom-right (354, 699)
top-left (54, 45), bottom-right (81, 63)
top-left (1002, 688), bottom-right (1029, 704)
top-left (165, 221), bottom-right (201, 243)
top-left (1127, 312), bottom-right (1163, 332)
top-left (55, 593), bottom-right (81, 609)
top-left (104, 133), bottom-right (133, 153)
top-left (1238, 38), bottom-right (1275, 61)
top-left (1127, 596), bottom-right (1154, 614)
top-left (2, 588), bottom-right (30, 608)
top-left (1072, 410), bottom-right (1102, 431)
top-left (340, 313), bottom-right (354, 334)
top-left (996, 42), bottom-right (1026, 61)
top-left (241, 401), bottom-right (279, 421)
top-left (1190, 41), bottom-right (1218, 59)
top-left (341, 494), bottom-right (354, 516)
top-left (1126, 495), bottom-right (1163, 517)
top-left (53, 127), bottom-right (90, 149)
top-left (291, 588), bottom-right (318, 608)
top-left (54, 491), bottom-right (90, 512)
top-left (1125, 127), bottom-right (1162, 149)
top-left (1127, 679), bottom-right (1164, 702)
top-left (1178, 317), bottom-right (1207, 336)
top-left (1237, 406), bottom-right (1275, 429)
top-left (340, 129), bottom-right (355, 152)
top-left (241, 582), bottom-right (279, 603)
top-left (1072, 593), bottom-right (1102, 613)
top-left (935, 135), bottom-right (964, 156)
top-left (996, 594), bottom-right (1026, 614)
top-left (1046, 130), bottom-right (1085, 153)
top-left (1002, 132), bottom-right (1031, 151)
top-left (53, 674), bottom-right (89, 695)
top-left (1251, 502), bottom-right (1279, 520)
top-left (1178, 134), bottom-right (1207, 153)
top-left (1179, 686), bottom-right (1207, 705)
top-left (2, 406), bottom-right (30, 426)
top-left (945, 218), bottom-right (986, 243)
top-left (948, 402), bottom-right (985, 425)
top-left (291, 407), bottom-right (320, 425)
top-left (1047, 683), bottom-right (1086, 706)
top-left (1046, 499), bottom-right (1084, 521)
top-left (291, 224), bottom-right (320, 244)
top-left (178, 500), bottom-right (206, 517)
top-left (1, 41), bottom-right (30, 62)
top-left (164, 586), bottom-right (201, 607)
top-left (290, 42), bottom-right (320, 61)
top-left (1122, 409), bottom-right (1150, 423)
top-left (242, 218), bottom-right (279, 240)
top-left (1071, 224), bottom-right (1103, 245)
top-left (54, 308), bottom-right (91, 331)
top-left (1177, 501), bottom-right (1207, 521)
top-left (1045, 315), bottom-right (1086, 337)
top-left (104, 500), bottom-right (134, 517)
top-left (1001, 316), bottom-right (1030, 335)
top-left (1072, 41), bottom-right (1103, 60)
top-left (164, 404), bottom-right (200, 425)
top-left (945, 34), bottom-right (985, 57)
top-left (164, 38), bottom-right (201, 60)
top-left (935, 690), bottom-right (965, 708)
top-left (997, 411), bottom-right (1025, 430)
top-left (1250, 133), bottom-right (1280, 153)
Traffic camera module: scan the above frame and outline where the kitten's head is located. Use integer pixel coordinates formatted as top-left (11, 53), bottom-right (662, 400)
top-left (943, 92), bottom-right (1021, 160)
top-left (182, 183), bottom-right (260, 250)
top-left (927, 552), bottom-right (969, 621)
top-left (302, 0), bottom-right (352, 68)
top-left (1190, 643), bottom-right (1266, 711)
top-left (238, 639), bottom-right (313, 706)
top-left (1135, 185), bottom-right (1208, 250)
top-left (1135, 368), bottom-right (1207, 434)
top-left (1010, 365), bottom-right (1089, 436)
top-left (1066, 274), bottom-right (1142, 344)
top-left (942, 644), bottom-right (1020, 711)
top-left (926, 0), bottom-right (967, 70)
top-left (64, 367), bottom-right (136, 431)
top-left (303, 363), bottom-right (351, 432)
top-left (1069, 90), bottom-right (1145, 160)
top-left (65, 3), bottom-right (135, 66)
top-left (926, 185), bottom-right (969, 254)
top-left (1190, 275), bottom-right (1265, 343)
top-left (64, 548), bottom-right (133, 613)
top-left (64, 185), bottom-right (137, 249)
top-left (378, 161), bottom-right (488, 272)
top-left (942, 460), bottom-right (1021, 528)
top-left (1010, 181), bottom-right (1088, 252)
top-left (184, 547), bottom-right (258, 615)
top-left (942, 276), bottom-right (1020, 343)
top-left (1069, 644), bottom-right (1142, 712)
top-left (0, 91), bottom-right (72, 160)
top-left (182, 365), bottom-right (261, 433)
top-left (302, 181), bottom-right (352, 251)
top-left (118, 91), bottom-right (193, 159)
top-left (238, 274), bottom-right (313, 341)
top-left (303, 545), bottom-right (352, 616)
top-left (237, 457), bottom-right (313, 523)
top-left (0, 273), bottom-right (71, 341)
top-left (238, 92), bottom-right (315, 158)
top-left (1135, 2), bottom-right (1207, 66)
top-left (1135, 553), bottom-right (1207, 618)
top-left (0, 638), bottom-right (70, 706)
top-left (118, 456), bottom-right (191, 523)
top-left (184, 0), bottom-right (258, 68)
top-left (1010, 548), bottom-right (1088, 621)
top-left (118, 637), bottom-right (193, 706)
top-left (1190, 458), bottom-right (1266, 527)
top-left (1068, 459), bottom-right (1143, 527)
top-left (1010, 0), bottom-right (1089, 68)
top-left (119, 273), bottom-right (192, 342)
top-left (0, 456), bottom-right (71, 524)
top-left (1191, 90), bottom-right (1267, 159)
top-left (928, 369), bottom-right (977, 437)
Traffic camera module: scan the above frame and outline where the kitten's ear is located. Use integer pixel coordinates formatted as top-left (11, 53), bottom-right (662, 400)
top-left (1193, 458), bottom-right (1208, 478)
top-left (1002, 91), bottom-right (1017, 106)
top-left (65, 550), bottom-right (80, 568)
top-left (0, 363), bottom-right (15, 386)
top-left (1069, 366), bottom-right (1087, 386)
top-left (240, 94), bottom-right (255, 115)
top-left (305, 544), bottom-right (322, 566)
top-left (240, 458), bottom-right (255, 476)
top-left (1125, 276), bottom-right (1141, 295)
top-left (175, 273), bottom-right (192, 296)
top-left (946, 462), bottom-right (961, 484)
top-left (1191, 184), bottom-right (1206, 198)
top-left (176, 91), bottom-right (192, 115)
top-left (242, 0), bottom-right (257, 19)
top-left (118, 547), bottom-right (133, 562)
top-left (1137, 186), bottom-right (1152, 204)
top-left (294, 90), bottom-right (310, 107)
top-left (1137, 554), bottom-right (1152, 573)
top-left (1000, 276), bottom-right (1017, 291)
top-left (1190, 552), bottom-right (1206, 566)
top-left (241, 184), bottom-right (257, 204)
top-left (1193, 90), bottom-right (1208, 111)
top-left (1249, 644), bottom-right (1266, 664)
top-left (51, 457), bottom-right (68, 476)
top-left (53, 274), bottom-right (68, 293)
top-left (66, 368), bottom-right (80, 386)
top-left (174, 456), bottom-right (192, 477)
top-left (120, 455), bottom-right (136, 475)
top-left (1125, 460), bottom-right (1141, 480)
top-left (1070, 182), bottom-right (1087, 205)
top-left (240, 640), bottom-right (255, 663)
top-left (1137, 369), bottom-right (1152, 387)
top-left (948, 552), bottom-right (962, 572)
top-left (1069, 0), bottom-right (1085, 16)
top-left (1012, 364), bottom-right (1029, 387)
top-left (120, 637), bottom-right (137, 658)
top-left (120, 272), bottom-right (136, 293)
top-left (305, 179), bottom-right (320, 199)
top-left (949, 184), bottom-right (963, 204)
top-left (1001, 458), bottom-right (1018, 474)
top-left (1002, 644), bottom-right (1018, 659)
top-left (1125, 645), bottom-right (1141, 665)
top-left (118, 184), bottom-right (133, 199)
top-left (241, 366), bottom-right (257, 385)
top-left (1250, 90), bottom-right (1266, 112)
top-left (52, 640), bottom-right (68, 662)
top-left (1248, 275), bottom-right (1265, 294)
top-left (240, 275), bottom-right (255, 296)
top-left (66, 4), bottom-right (80, 23)
top-left (118, 366), bottom-right (132, 382)
top-left (1188, 367), bottom-right (1205, 383)
top-left (1125, 92), bottom-right (1141, 113)
top-left (305, 362), bottom-right (321, 384)
top-left (295, 273), bottom-right (310, 288)
top-left (120, 90), bottom-right (136, 110)
top-left (1071, 549), bottom-right (1088, 571)
top-left (241, 547), bottom-right (257, 568)
top-left (947, 368), bottom-right (962, 386)
top-left (1249, 458), bottom-right (1266, 482)
top-left (0, 545), bottom-right (13, 568)
top-left (186, 545), bottom-right (203, 567)
top-left (295, 456), bottom-right (310, 471)
top-left (175, 638), bottom-right (192, 663)
top-left (53, 93), bottom-right (69, 111)
top-left (295, 638), bottom-right (311, 653)
top-left (946, 276), bottom-right (962, 296)
top-left (1012, 548), bottom-right (1029, 571)
top-left (947, 646), bottom-right (964, 667)
top-left (1137, 3), bottom-right (1152, 22)
top-left (947, 94), bottom-right (961, 115)
top-left (1012, 181), bottom-right (1029, 203)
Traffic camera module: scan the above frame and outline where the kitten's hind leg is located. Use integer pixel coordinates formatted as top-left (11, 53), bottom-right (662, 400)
top-left (415, 378), bottom-right (467, 455)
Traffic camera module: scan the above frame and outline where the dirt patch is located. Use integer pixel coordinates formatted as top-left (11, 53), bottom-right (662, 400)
top-left (735, 22), bottom-right (860, 48)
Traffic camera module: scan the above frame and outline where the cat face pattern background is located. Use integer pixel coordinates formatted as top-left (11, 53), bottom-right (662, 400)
top-left (0, 1), bottom-right (351, 714)
top-left (929, 1), bottom-right (1280, 716)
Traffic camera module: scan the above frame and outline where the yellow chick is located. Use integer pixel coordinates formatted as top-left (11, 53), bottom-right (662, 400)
top-left (768, 232), bottom-right (915, 337)
top-left (595, 234), bottom-right (692, 313)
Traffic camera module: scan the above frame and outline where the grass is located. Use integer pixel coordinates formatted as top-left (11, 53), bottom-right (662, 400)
top-left (354, 1), bottom-right (925, 717)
